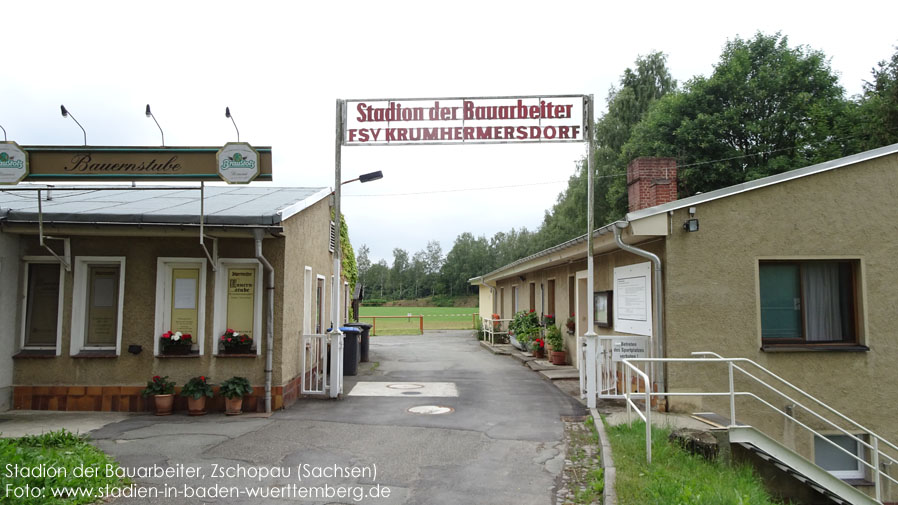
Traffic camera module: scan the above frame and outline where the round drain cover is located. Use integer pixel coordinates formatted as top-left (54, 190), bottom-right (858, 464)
top-left (387, 383), bottom-right (424, 390)
top-left (407, 405), bottom-right (454, 415)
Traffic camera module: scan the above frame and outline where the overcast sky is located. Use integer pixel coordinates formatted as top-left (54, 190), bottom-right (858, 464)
top-left (3, 1), bottom-right (896, 263)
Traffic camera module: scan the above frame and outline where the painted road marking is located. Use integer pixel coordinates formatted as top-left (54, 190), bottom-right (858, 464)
top-left (348, 382), bottom-right (458, 397)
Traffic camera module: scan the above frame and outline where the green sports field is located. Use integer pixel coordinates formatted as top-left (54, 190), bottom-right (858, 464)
top-left (358, 306), bottom-right (480, 335)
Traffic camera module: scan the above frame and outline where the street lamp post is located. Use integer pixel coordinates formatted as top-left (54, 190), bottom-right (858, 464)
top-left (331, 98), bottom-right (383, 398)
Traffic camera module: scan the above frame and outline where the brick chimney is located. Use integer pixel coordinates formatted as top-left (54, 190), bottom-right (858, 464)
top-left (627, 157), bottom-right (678, 212)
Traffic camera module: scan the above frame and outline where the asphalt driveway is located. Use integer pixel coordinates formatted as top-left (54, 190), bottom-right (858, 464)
top-left (88, 330), bottom-right (585, 504)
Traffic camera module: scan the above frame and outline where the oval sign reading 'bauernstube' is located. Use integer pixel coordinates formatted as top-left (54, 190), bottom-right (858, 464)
top-left (0, 141), bottom-right (29, 185)
top-left (217, 142), bottom-right (260, 184)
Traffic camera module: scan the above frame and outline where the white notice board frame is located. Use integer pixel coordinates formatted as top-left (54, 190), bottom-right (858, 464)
top-left (613, 262), bottom-right (652, 336)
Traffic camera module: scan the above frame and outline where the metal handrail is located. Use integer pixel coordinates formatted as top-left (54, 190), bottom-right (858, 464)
top-left (481, 317), bottom-right (512, 345)
top-left (618, 355), bottom-right (897, 502)
top-left (692, 351), bottom-right (898, 456)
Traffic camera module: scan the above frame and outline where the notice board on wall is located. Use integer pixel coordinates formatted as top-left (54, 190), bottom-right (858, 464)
top-left (613, 262), bottom-right (652, 336)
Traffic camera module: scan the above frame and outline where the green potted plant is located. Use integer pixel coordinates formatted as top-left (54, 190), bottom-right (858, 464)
top-left (180, 376), bottom-right (214, 416)
top-left (546, 325), bottom-right (566, 365)
top-left (509, 310), bottom-right (540, 351)
top-left (220, 329), bottom-right (254, 354)
top-left (219, 376), bottom-right (253, 415)
top-left (141, 375), bottom-right (176, 415)
top-left (160, 330), bottom-right (193, 355)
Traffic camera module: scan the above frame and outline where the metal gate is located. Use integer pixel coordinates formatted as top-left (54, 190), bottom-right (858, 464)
top-left (301, 334), bottom-right (329, 395)
top-left (581, 335), bottom-right (650, 400)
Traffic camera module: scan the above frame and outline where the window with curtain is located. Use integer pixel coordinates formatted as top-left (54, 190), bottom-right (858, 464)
top-left (759, 260), bottom-right (858, 344)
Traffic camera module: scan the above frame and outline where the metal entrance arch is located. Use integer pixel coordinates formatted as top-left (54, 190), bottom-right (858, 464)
top-left (330, 95), bottom-right (599, 404)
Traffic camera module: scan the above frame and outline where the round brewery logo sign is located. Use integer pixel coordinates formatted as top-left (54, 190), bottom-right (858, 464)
top-left (216, 142), bottom-right (260, 184)
top-left (0, 141), bottom-right (29, 185)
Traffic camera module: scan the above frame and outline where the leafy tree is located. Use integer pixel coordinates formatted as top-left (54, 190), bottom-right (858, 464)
top-left (356, 244), bottom-right (371, 280)
top-left (441, 233), bottom-right (491, 295)
top-left (854, 46), bottom-right (898, 150)
top-left (391, 248), bottom-right (409, 299)
top-left (623, 32), bottom-right (849, 197)
top-left (536, 52), bottom-right (676, 249)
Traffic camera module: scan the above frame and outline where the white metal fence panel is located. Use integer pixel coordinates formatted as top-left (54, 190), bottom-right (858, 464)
top-left (301, 333), bottom-right (329, 395)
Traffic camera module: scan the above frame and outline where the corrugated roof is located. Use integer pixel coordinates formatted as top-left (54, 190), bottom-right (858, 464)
top-left (0, 185), bottom-right (330, 226)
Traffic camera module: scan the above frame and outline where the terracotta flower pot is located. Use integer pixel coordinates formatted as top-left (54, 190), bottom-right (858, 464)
top-left (533, 348), bottom-right (545, 359)
top-left (154, 394), bottom-right (174, 416)
top-left (225, 396), bottom-right (244, 415)
top-left (550, 350), bottom-right (567, 366)
top-left (187, 396), bottom-right (207, 416)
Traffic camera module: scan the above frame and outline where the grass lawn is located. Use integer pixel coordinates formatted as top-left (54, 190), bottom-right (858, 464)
top-left (1, 429), bottom-right (128, 504)
top-left (608, 421), bottom-right (781, 505)
top-left (359, 306), bottom-right (479, 333)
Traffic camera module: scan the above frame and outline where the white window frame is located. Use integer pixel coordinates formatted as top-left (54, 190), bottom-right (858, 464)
top-left (20, 257), bottom-right (65, 354)
top-left (815, 434), bottom-right (866, 480)
top-left (70, 256), bottom-right (126, 356)
top-left (303, 266), bottom-right (313, 335)
top-left (316, 274), bottom-right (327, 334)
top-left (154, 258), bottom-right (207, 356)
top-left (213, 259), bottom-right (263, 356)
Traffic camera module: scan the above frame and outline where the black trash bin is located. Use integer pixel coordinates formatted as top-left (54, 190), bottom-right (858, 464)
top-left (339, 327), bottom-right (361, 376)
top-left (345, 323), bottom-right (373, 362)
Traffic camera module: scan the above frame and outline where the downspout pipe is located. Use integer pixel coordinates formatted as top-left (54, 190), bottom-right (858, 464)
top-left (612, 222), bottom-right (666, 398)
top-left (254, 229), bottom-right (275, 413)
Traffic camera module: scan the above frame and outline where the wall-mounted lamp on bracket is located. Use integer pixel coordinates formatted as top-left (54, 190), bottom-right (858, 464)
top-left (683, 206), bottom-right (699, 232)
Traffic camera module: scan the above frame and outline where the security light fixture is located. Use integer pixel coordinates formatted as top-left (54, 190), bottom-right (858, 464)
top-left (339, 170), bottom-right (385, 186)
top-left (60, 104), bottom-right (87, 145)
top-left (359, 170), bottom-right (383, 183)
top-left (683, 218), bottom-right (699, 232)
top-left (225, 106), bottom-right (240, 142)
top-left (145, 104), bottom-right (165, 146)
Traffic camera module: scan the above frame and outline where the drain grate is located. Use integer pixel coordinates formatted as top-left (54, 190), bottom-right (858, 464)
top-left (407, 405), bottom-right (454, 415)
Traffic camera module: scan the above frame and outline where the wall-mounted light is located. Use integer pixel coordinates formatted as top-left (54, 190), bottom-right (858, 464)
top-left (683, 206), bottom-right (699, 232)
top-left (60, 104), bottom-right (87, 145)
top-left (127, 344), bottom-right (142, 355)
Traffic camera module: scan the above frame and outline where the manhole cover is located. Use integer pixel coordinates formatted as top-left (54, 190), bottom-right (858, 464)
top-left (407, 405), bottom-right (454, 415)
top-left (387, 383), bottom-right (425, 390)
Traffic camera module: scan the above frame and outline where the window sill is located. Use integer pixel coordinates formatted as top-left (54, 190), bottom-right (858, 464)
top-left (156, 353), bottom-right (201, 359)
top-left (761, 344), bottom-right (870, 353)
top-left (13, 349), bottom-right (57, 359)
top-left (215, 353), bottom-right (258, 358)
top-left (72, 350), bottom-right (118, 358)
top-left (842, 478), bottom-right (874, 487)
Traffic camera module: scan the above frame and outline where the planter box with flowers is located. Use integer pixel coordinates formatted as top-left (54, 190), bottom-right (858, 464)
top-left (160, 331), bottom-right (193, 355)
top-left (220, 329), bottom-right (254, 354)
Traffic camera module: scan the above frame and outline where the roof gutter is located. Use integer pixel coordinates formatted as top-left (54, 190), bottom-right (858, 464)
top-left (254, 229), bottom-right (275, 413)
top-left (612, 222), bottom-right (666, 399)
